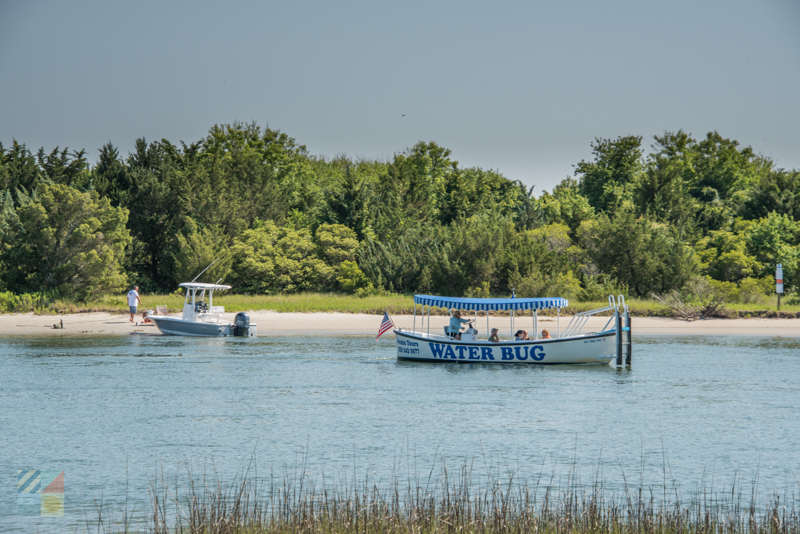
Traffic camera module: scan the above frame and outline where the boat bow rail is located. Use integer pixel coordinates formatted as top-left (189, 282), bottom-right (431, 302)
top-left (562, 295), bottom-right (620, 338)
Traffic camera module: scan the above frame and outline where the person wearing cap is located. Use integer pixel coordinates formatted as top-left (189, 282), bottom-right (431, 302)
top-left (488, 328), bottom-right (500, 343)
top-left (127, 286), bottom-right (143, 323)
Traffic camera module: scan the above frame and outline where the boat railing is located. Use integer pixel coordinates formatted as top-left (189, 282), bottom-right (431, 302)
top-left (210, 306), bottom-right (225, 314)
top-left (561, 295), bottom-right (620, 338)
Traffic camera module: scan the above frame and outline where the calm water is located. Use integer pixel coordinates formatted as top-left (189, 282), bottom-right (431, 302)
top-left (1, 333), bottom-right (800, 532)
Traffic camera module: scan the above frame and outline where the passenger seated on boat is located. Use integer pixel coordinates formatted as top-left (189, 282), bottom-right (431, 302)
top-left (514, 330), bottom-right (526, 341)
top-left (541, 329), bottom-right (552, 339)
top-left (446, 311), bottom-right (470, 339)
top-left (488, 328), bottom-right (500, 343)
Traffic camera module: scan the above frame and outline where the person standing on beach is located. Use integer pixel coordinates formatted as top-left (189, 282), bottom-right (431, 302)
top-left (127, 286), bottom-right (143, 323)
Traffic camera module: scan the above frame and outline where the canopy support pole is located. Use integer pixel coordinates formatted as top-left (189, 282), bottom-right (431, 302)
top-left (486, 310), bottom-right (489, 337)
top-left (533, 309), bottom-right (537, 340)
top-left (427, 305), bottom-right (430, 336)
top-left (557, 307), bottom-right (560, 338)
top-left (413, 302), bottom-right (417, 332)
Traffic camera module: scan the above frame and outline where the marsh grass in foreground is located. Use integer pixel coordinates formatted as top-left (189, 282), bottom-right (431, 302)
top-left (90, 457), bottom-right (800, 534)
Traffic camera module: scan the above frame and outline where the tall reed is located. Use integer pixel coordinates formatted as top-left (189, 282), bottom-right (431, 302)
top-left (137, 457), bottom-right (800, 534)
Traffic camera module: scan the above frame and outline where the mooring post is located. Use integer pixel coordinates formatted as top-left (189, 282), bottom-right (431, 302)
top-left (615, 310), bottom-right (623, 366)
top-left (624, 308), bottom-right (632, 366)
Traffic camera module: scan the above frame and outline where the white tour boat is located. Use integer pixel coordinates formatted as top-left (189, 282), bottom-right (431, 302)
top-left (147, 282), bottom-right (257, 337)
top-left (394, 294), bottom-right (631, 365)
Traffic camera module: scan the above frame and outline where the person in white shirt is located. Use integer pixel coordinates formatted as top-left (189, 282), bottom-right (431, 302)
top-left (127, 286), bottom-right (143, 323)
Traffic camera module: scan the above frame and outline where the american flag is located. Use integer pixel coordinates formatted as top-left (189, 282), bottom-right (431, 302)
top-left (376, 311), bottom-right (394, 341)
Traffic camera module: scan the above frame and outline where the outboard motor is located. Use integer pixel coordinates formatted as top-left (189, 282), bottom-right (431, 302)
top-left (233, 312), bottom-right (250, 337)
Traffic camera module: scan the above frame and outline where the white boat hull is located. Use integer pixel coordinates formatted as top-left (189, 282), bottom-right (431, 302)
top-left (394, 330), bottom-right (615, 364)
top-left (149, 316), bottom-right (231, 336)
top-left (149, 316), bottom-right (257, 337)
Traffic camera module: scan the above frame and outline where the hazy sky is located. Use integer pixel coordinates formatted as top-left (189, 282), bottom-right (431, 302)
top-left (1, 0), bottom-right (798, 192)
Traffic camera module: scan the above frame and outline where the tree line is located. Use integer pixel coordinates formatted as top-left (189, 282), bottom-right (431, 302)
top-left (1, 123), bottom-right (797, 303)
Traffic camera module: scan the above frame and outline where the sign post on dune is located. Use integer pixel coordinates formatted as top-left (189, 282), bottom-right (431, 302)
top-left (776, 264), bottom-right (783, 310)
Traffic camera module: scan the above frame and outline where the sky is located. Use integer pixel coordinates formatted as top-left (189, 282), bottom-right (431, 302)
top-left (1, 0), bottom-right (798, 193)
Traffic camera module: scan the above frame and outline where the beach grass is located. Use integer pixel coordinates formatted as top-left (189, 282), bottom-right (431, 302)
top-left (3, 290), bottom-right (799, 317)
top-left (85, 292), bottom-right (417, 314)
top-left (89, 457), bottom-right (800, 534)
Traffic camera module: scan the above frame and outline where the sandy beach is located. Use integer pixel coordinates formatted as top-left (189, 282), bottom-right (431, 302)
top-left (2, 311), bottom-right (800, 337)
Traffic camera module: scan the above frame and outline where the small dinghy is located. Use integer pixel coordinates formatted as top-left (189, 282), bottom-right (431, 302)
top-left (394, 295), bottom-right (631, 365)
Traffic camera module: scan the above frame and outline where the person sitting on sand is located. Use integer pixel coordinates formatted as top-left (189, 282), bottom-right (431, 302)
top-left (488, 328), bottom-right (500, 343)
top-left (541, 329), bottom-right (552, 339)
top-left (447, 311), bottom-right (470, 340)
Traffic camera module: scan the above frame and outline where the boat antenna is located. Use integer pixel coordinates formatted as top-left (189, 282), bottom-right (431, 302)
top-left (214, 277), bottom-right (224, 285)
top-left (190, 259), bottom-right (219, 283)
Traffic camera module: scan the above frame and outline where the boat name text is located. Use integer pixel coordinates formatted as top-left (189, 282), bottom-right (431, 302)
top-left (427, 343), bottom-right (546, 361)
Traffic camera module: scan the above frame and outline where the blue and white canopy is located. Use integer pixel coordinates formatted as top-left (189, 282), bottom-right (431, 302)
top-left (414, 294), bottom-right (568, 311)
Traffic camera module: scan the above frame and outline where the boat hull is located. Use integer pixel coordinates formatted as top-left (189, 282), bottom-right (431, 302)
top-left (394, 330), bottom-right (615, 364)
top-left (149, 316), bottom-right (233, 337)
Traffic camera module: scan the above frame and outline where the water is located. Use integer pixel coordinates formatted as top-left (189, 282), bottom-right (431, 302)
top-left (1, 334), bottom-right (799, 532)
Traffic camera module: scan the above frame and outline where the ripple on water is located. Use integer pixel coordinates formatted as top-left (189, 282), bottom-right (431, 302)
top-left (0, 334), bottom-right (799, 533)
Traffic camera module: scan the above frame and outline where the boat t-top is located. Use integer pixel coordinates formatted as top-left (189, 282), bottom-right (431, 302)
top-left (394, 294), bottom-right (631, 365)
top-left (147, 282), bottom-right (257, 337)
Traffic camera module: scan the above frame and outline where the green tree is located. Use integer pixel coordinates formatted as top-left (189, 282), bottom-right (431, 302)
top-left (691, 132), bottom-right (771, 232)
top-left (198, 122), bottom-right (318, 231)
top-left (440, 167), bottom-right (520, 224)
top-left (746, 212), bottom-right (800, 292)
top-left (575, 136), bottom-right (643, 213)
top-left (537, 178), bottom-right (596, 236)
top-left (91, 142), bottom-right (129, 203)
top-left (580, 208), bottom-right (696, 296)
top-left (172, 225), bottom-right (233, 284)
top-left (35, 146), bottom-right (90, 189)
top-left (229, 221), bottom-right (334, 293)
top-left (741, 169), bottom-right (800, 221)
top-left (695, 229), bottom-right (758, 282)
top-left (0, 140), bottom-right (42, 196)
top-left (382, 141), bottom-right (456, 226)
top-left (635, 131), bottom-right (700, 235)
top-left (120, 152), bottom-right (189, 292)
top-left (321, 159), bottom-right (384, 239)
top-left (315, 223), bottom-right (359, 266)
top-left (5, 183), bottom-right (130, 298)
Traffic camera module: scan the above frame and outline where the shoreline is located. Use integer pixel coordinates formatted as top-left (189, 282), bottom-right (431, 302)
top-left (2, 311), bottom-right (800, 337)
